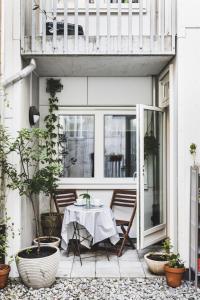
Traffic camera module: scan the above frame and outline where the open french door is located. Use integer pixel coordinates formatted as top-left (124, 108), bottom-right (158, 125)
top-left (137, 105), bottom-right (167, 249)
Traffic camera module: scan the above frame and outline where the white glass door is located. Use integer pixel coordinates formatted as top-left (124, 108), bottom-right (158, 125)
top-left (137, 105), bottom-right (167, 249)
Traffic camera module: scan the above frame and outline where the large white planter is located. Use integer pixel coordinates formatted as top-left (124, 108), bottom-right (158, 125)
top-left (33, 236), bottom-right (61, 248)
top-left (144, 252), bottom-right (169, 275)
top-left (16, 246), bottom-right (60, 289)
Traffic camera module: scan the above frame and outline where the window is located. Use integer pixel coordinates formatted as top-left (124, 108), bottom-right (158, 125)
top-left (104, 115), bottom-right (136, 178)
top-left (58, 109), bottom-right (137, 186)
top-left (59, 115), bottom-right (95, 178)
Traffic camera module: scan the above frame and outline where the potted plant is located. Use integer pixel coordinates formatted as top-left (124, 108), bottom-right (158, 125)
top-left (8, 128), bottom-right (60, 288)
top-left (164, 253), bottom-right (185, 288)
top-left (144, 238), bottom-right (171, 275)
top-left (189, 143), bottom-right (197, 166)
top-left (80, 193), bottom-right (91, 208)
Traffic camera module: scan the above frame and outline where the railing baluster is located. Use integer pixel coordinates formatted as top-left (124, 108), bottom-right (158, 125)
top-left (21, 0), bottom-right (25, 52)
top-left (150, 0), bottom-right (155, 53)
top-left (118, 0), bottom-right (122, 53)
top-left (160, 0), bottom-right (165, 53)
top-left (96, 0), bottom-right (100, 52)
top-left (139, 0), bottom-right (143, 50)
top-left (107, 0), bottom-right (111, 53)
top-left (128, 0), bottom-right (132, 53)
top-left (171, 0), bottom-right (176, 53)
top-left (42, 0), bottom-right (46, 53)
top-left (85, 0), bottom-right (89, 53)
top-left (75, 0), bottom-right (78, 52)
top-left (64, 0), bottom-right (68, 53)
top-left (31, 0), bottom-right (36, 52)
top-left (53, 0), bottom-right (57, 52)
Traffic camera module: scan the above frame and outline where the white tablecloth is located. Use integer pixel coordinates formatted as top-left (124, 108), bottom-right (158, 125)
top-left (61, 205), bottom-right (120, 249)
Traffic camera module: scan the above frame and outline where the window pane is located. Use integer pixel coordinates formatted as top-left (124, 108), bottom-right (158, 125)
top-left (104, 115), bottom-right (136, 178)
top-left (59, 115), bottom-right (95, 178)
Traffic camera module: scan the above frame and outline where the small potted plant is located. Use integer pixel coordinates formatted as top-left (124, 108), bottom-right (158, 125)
top-left (189, 143), bottom-right (197, 166)
top-left (80, 193), bottom-right (91, 208)
top-left (164, 253), bottom-right (185, 288)
top-left (144, 238), bottom-right (171, 275)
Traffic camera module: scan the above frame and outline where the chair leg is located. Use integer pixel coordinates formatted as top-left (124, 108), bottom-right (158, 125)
top-left (73, 222), bottom-right (82, 265)
top-left (121, 225), bottom-right (135, 250)
top-left (104, 239), bottom-right (110, 261)
top-left (117, 235), bottom-right (128, 257)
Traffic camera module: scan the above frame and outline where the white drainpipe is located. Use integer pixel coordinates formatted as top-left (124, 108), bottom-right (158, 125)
top-left (0, 59), bottom-right (37, 123)
top-left (2, 59), bottom-right (36, 89)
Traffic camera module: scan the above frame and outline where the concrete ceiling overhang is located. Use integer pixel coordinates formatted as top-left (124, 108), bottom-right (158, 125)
top-left (23, 55), bottom-right (174, 77)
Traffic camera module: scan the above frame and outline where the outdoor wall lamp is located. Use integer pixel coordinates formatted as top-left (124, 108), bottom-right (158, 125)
top-left (29, 106), bottom-right (40, 126)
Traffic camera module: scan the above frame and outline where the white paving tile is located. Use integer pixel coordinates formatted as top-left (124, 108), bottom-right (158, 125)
top-left (119, 261), bottom-right (145, 277)
top-left (96, 261), bottom-right (120, 277)
top-left (118, 249), bottom-right (139, 261)
top-left (56, 261), bottom-right (73, 278)
top-left (71, 261), bottom-right (95, 277)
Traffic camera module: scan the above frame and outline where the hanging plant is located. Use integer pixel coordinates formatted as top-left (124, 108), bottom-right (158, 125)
top-left (144, 131), bottom-right (159, 160)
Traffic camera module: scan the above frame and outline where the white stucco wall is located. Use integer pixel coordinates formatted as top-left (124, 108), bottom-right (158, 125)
top-left (2, 0), bottom-right (40, 276)
top-left (176, 0), bottom-right (200, 267)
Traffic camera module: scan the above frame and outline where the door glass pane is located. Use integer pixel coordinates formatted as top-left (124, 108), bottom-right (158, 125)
top-left (59, 115), bottom-right (95, 178)
top-left (104, 115), bottom-right (136, 178)
top-left (143, 110), bottom-right (163, 230)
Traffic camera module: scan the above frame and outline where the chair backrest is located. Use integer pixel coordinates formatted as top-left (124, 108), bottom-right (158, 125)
top-left (110, 189), bottom-right (137, 228)
top-left (54, 189), bottom-right (77, 214)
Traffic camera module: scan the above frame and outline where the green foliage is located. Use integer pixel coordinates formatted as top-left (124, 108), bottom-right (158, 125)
top-left (190, 143), bottom-right (197, 155)
top-left (80, 193), bottom-right (91, 200)
top-left (43, 96), bottom-right (62, 217)
top-left (168, 253), bottom-right (185, 269)
top-left (162, 238), bottom-right (172, 255)
top-left (144, 132), bottom-right (159, 160)
top-left (0, 126), bottom-right (17, 263)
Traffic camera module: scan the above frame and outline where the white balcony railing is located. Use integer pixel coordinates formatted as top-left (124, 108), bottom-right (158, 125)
top-left (21, 0), bottom-right (176, 55)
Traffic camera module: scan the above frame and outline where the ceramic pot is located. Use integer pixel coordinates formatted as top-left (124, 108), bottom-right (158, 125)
top-left (164, 264), bottom-right (185, 288)
top-left (144, 252), bottom-right (169, 275)
top-left (16, 246), bottom-right (60, 289)
top-left (0, 264), bottom-right (10, 289)
top-left (33, 236), bottom-right (60, 248)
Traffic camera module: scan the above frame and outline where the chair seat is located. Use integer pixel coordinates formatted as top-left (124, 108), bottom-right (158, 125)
top-left (116, 219), bottom-right (129, 226)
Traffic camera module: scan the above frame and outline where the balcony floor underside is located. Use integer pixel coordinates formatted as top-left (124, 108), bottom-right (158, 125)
top-left (22, 54), bottom-right (174, 76)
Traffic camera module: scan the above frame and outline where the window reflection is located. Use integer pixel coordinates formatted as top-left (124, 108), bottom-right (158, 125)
top-left (104, 115), bottom-right (136, 178)
top-left (59, 115), bottom-right (95, 178)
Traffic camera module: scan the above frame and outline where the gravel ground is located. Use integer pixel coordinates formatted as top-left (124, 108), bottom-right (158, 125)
top-left (0, 278), bottom-right (200, 300)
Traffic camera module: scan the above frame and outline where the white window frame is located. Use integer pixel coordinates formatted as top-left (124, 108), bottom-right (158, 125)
top-left (58, 107), bottom-right (137, 189)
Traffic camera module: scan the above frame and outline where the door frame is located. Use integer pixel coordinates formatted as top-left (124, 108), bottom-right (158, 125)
top-left (137, 104), bottom-right (167, 250)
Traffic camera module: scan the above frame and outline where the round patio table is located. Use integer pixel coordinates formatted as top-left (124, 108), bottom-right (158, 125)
top-left (61, 204), bottom-right (120, 250)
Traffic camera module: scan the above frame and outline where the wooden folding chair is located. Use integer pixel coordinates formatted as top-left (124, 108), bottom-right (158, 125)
top-left (110, 189), bottom-right (137, 257)
top-left (54, 189), bottom-right (77, 221)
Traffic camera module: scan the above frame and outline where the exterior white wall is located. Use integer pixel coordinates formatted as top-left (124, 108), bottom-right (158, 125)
top-left (176, 0), bottom-right (200, 267)
top-left (40, 76), bottom-right (152, 106)
top-left (2, 0), bottom-right (39, 276)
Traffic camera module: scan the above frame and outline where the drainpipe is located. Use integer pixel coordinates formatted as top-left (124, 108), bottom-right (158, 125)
top-left (0, 59), bottom-right (37, 123)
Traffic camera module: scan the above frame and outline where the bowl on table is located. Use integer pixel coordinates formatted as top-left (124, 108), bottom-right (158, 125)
top-left (90, 199), bottom-right (103, 207)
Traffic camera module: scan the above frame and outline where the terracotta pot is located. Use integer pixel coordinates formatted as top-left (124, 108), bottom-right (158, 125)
top-left (0, 264), bottom-right (10, 289)
top-left (144, 252), bottom-right (169, 275)
top-left (164, 264), bottom-right (185, 288)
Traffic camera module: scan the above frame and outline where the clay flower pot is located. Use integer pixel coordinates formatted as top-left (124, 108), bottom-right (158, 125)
top-left (0, 264), bottom-right (10, 289)
top-left (164, 264), bottom-right (185, 288)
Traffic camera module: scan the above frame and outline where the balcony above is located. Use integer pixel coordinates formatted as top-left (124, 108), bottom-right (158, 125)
top-left (21, 0), bottom-right (176, 56)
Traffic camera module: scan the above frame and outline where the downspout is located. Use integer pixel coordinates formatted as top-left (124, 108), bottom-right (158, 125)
top-left (0, 59), bottom-right (36, 123)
